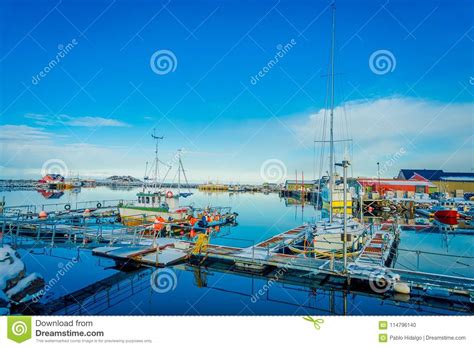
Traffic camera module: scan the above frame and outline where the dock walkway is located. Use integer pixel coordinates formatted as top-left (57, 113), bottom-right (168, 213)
top-left (355, 228), bottom-right (396, 267)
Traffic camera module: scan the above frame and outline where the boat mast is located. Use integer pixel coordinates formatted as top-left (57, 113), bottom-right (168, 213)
top-left (178, 149), bottom-right (192, 195)
top-left (151, 128), bottom-right (164, 192)
top-left (329, 3), bottom-right (336, 222)
top-left (177, 149), bottom-right (181, 195)
top-left (143, 161), bottom-right (148, 192)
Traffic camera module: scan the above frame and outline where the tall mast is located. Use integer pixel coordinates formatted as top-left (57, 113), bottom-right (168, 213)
top-left (151, 128), bottom-right (164, 191)
top-left (177, 149), bottom-right (181, 195)
top-left (329, 3), bottom-right (336, 222)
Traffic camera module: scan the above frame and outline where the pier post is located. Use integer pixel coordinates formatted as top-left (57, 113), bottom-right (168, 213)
top-left (51, 223), bottom-right (56, 247)
top-left (336, 159), bottom-right (350, 273)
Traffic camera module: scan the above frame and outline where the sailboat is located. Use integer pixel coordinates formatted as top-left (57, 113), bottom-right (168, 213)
top-left (317, 3), bottom-right (353, 219)
top-left (310, 4), bottom-right (366, 259)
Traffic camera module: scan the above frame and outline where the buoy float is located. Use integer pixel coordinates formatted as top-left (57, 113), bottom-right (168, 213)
top-left (166, 191), bottom-right (173, 198)
top-left (190, 229), bottom-right (196, 238)
top-left (83, 209), bottom-right (91, 217)
top-left (393, 282), bottom-right (410, 294)
top-left (153, 217), bottom-right (164, 232)
top-left (38, 211), bottom-right (48, 219)
top-left (393, 293), bottom-right (410, 302)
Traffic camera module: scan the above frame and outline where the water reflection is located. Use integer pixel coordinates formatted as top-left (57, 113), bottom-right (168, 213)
top-left (2, 188), bottom-right (473, 315)
top-left (37, 189), bottom-right (65, 199)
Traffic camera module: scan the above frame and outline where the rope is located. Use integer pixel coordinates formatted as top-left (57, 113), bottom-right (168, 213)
top-left (191, 233), bottom-right (209, 255)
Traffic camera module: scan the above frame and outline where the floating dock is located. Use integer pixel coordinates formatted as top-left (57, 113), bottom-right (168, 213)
top-left (88, 223), bottom-right (473, 309)
top-left (2, 200), bottom-right (472, 312)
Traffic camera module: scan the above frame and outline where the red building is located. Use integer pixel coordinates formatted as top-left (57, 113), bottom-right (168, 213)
top-left (357, 174), bottom-right (435, 196)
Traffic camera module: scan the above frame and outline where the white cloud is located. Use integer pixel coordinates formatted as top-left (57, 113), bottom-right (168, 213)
top-left (0, 125), bottom-right (52, 141)
top-left (25, 113), bottom-right (129, 127)
top-left (2, 97), bottom-right (472, 181)
top-left (288, 96), bottom-right (473, 177)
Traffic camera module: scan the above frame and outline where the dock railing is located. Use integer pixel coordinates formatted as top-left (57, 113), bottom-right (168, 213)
top-left (1, 199), bottom-right (135, 216)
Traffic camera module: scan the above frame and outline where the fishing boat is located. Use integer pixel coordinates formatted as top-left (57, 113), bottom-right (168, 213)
top-left (118, 131), bottom-right (195, 226)
top-left (118, 193), bottom-right (194, 226)
top-left (118, 130), bottom-right (238, 229)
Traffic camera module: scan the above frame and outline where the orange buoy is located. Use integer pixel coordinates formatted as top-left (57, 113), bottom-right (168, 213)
top-left (83, 209), bottom-right (91, 217)
top-left (190, 229), bottom-right (196, 238)
top-left (153, 217), bottom-right (164, 231)
top-left (38, 211), bottom-right (48, 219)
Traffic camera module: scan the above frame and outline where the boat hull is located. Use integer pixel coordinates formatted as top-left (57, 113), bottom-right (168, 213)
top-left (119, 206), bottom-right (189, 226)
top-left (434, 210), bottom-right (459, 220)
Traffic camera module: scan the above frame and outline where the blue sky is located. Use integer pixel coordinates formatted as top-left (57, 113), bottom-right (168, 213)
top-left (1, 0), bottom-right (473, 182)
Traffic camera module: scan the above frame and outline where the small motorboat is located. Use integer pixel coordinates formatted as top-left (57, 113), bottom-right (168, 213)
top-left (433, 209), bottom-right (459, 219)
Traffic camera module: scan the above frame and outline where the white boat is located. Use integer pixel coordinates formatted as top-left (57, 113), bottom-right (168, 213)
top-left (321, 178), bottom-right (353, 214)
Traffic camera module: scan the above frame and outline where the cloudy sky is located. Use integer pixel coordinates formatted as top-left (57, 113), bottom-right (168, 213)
top-left (1, 0), bottom-right (473, 183)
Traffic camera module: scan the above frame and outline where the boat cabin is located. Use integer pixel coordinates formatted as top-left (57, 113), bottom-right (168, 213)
top-left (136, 191), bottom-right (180, 210)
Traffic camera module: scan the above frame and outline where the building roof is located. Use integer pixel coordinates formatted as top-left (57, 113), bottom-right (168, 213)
top-left (439, 176), bottom-right (474, 182)
top-left (398, 169), bottom-right (474, 181)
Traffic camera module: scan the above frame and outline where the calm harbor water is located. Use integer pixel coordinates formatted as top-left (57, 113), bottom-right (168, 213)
top-left (1, 187), bottom-right (472, 315)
